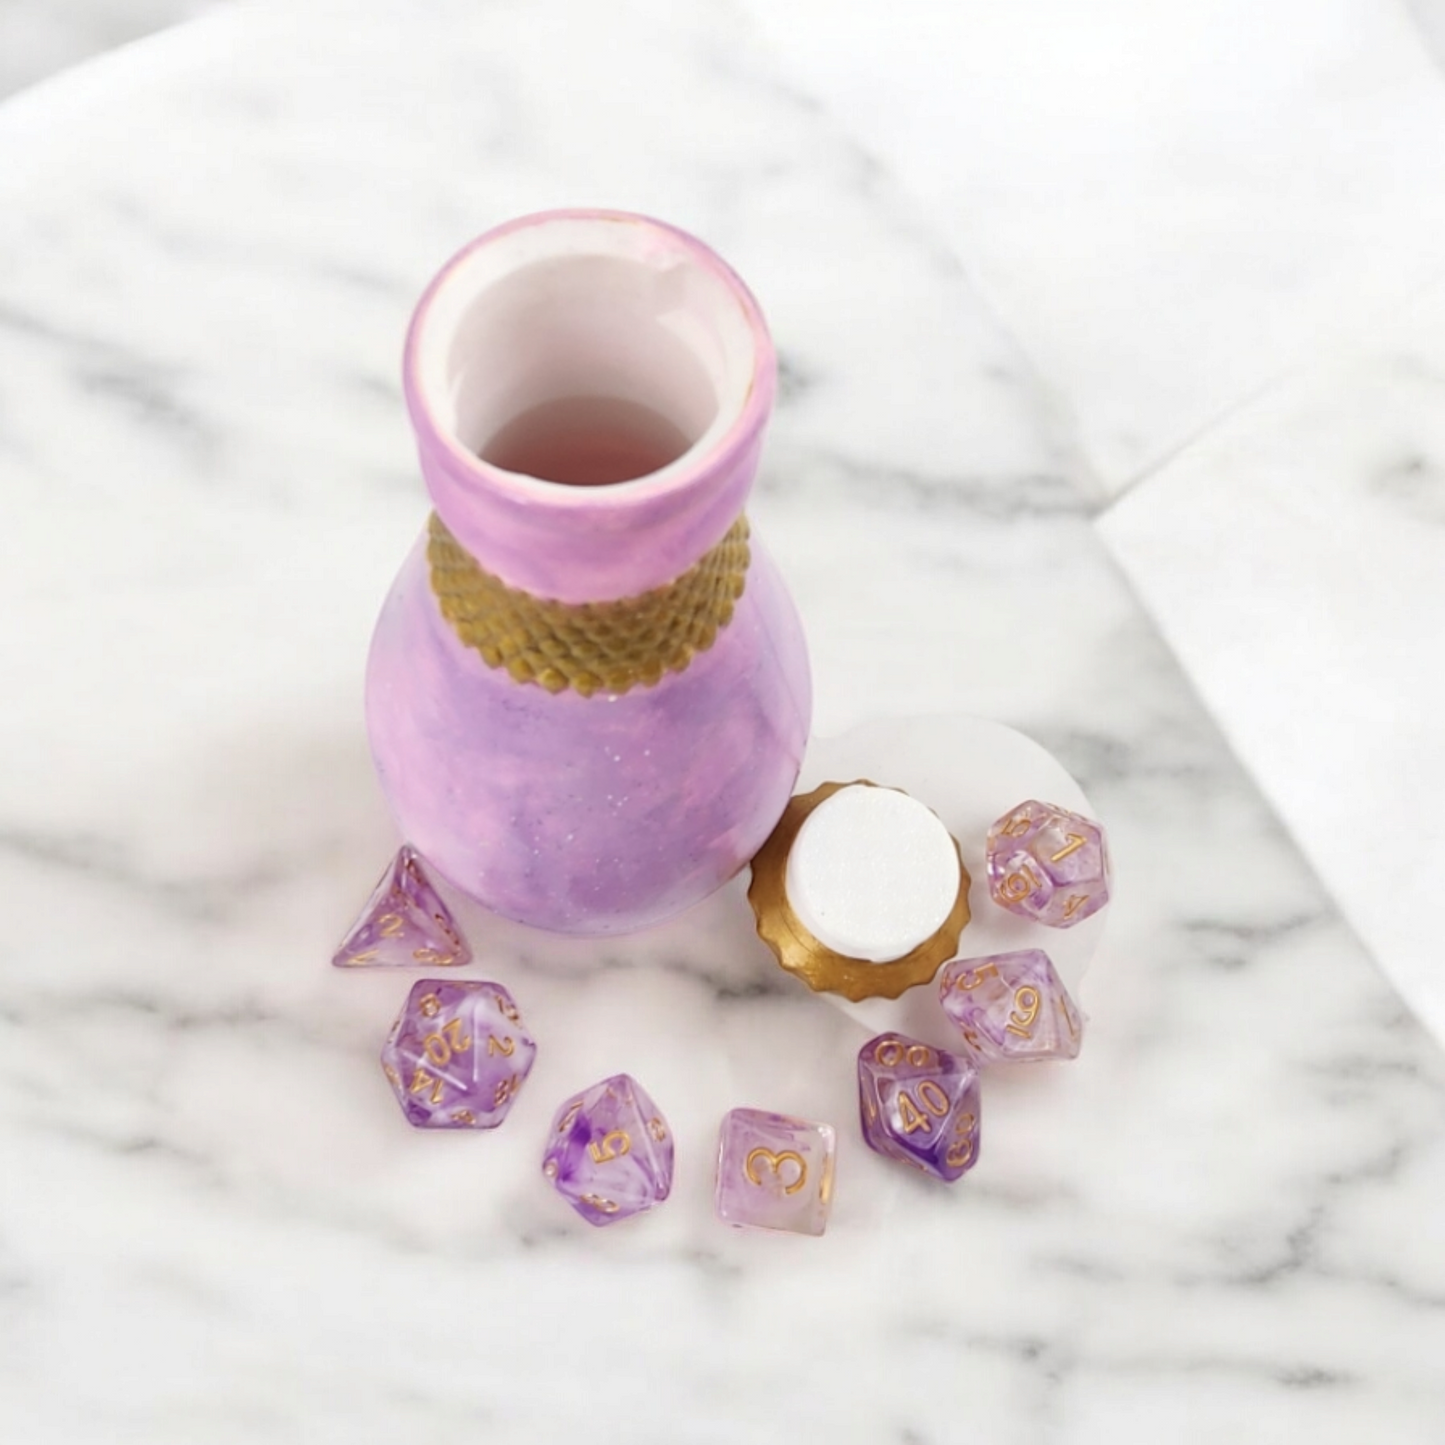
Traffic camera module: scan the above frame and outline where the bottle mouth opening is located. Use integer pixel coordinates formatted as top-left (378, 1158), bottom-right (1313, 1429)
top-left (405, 212), bottom-right (770, 493)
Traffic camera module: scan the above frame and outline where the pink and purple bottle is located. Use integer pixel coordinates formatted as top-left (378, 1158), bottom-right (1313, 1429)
top-left (365, 211), bottom-right (811, 936)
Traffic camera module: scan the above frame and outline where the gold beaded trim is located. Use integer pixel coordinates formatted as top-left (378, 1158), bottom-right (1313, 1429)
top-left (748, 781), bottom-right (973, 1002)
top-left (427, 513), bottom-right (750, 698)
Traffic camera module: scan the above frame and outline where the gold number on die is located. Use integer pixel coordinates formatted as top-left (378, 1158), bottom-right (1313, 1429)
top-left (1005, 986), bottom-right (1041, 1038)
top-left (897, 1080), bottom-right (951, 1134)
top-left (875, 1039), bottom-right (935, 1068)
top-left (945, 1112), bottom-right (978, 1169)
top-left (422, 1018), bottom-right (472, 1065)
top-left (744, 1147), bottom-right (808, 1196)
top-left (999, 867), bottom-right (1040, 903)
top-left (955, 962), bottom-right (999, 991)
top-left (587, 1130), bottom-right (632, 1164)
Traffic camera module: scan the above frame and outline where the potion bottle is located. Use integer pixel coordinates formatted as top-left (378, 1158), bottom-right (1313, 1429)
top-left (365, 210), bottom-right (811, 935)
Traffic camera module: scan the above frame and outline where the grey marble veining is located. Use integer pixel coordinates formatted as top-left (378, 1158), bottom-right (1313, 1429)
top-left (1, 2), bottom-right (1443, 1441)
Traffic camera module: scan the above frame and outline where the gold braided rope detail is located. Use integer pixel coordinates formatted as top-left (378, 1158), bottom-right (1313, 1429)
top-left (427, 512), bottom-right (751, 698)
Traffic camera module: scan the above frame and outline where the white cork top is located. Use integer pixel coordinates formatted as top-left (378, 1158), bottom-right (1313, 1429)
top-left (784, 784), bottom-right (961, 963)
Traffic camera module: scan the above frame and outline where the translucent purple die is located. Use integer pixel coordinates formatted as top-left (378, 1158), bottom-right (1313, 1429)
top-left (333, 845), bottom-right (471, 968)
top-left (715, 1108), bottom-right (837, 1236)
top-left (857, 1033), bottom-right (981, 1182)
top-left (939, 950), bottom-right (1084, 1064)
top-left (381, 979), bottom-right (536, 1128)
top-left (542, 1074), bottom-right (675, 1226)
top-left (985, 800), bottom-right (1110, 928)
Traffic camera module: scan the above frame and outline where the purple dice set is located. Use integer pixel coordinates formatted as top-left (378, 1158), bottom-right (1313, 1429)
top-left (332, 796), bottom-right (1108, 1236)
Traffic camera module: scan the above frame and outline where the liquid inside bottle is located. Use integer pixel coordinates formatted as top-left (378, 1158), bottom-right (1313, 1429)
top-left (481, 395), bottom-right (695, 486)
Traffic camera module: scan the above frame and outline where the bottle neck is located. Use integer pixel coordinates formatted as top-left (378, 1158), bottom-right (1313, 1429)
top-left (426, 512), bottom-right (753, 697)
top-left (415, 414), bottom-right (765, 606)
top-left (402, 210), bottom-right (775, 604)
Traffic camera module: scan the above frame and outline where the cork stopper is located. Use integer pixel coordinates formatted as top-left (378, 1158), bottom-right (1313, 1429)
top-left (748, 781), bottom-right (972, 1001)
top-left (786, 785), bottom-right (962, 962)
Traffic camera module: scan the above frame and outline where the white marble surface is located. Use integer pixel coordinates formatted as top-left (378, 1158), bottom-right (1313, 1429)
top-left (744, 0), bottom-right (1445, 494)
top-left (3, 2), bottom-right (1445, 1441)
top-left (1101, 280), bottom-right (1445, 1050)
